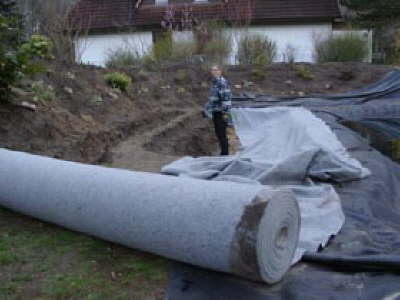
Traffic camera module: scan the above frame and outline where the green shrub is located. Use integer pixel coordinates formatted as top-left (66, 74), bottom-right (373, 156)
top-left (0, 9), bottom-right (52, 103)
top-left (251, 67), bottom-right (267, 81)
top-left (238, 34), bottom-right (277, 66)
top-left (31, 81), bottom-right (56, 102)
top-left (105, 48), bottom-right (144, 69)
top-left (104, 72), bottom-right (132, 92)
top-left (314, 33), bottom-right (368, 63)
top-left (390, 30), bottom-right (400, 64)
top-left (20, 35), bottom-right (54, 60)
top-left (152, 35), bottom-right (173, 63)
top-left (294, 65), bottom-right (315, 80)
top-left (203, 37), bottom-right (231, 65)
top-left (105, 36), bottom-right (192, 70)
top-left (142, 37), bottom-right (197, 68)
top-left (140, 25), bottom-right (230, 67)
top-left (194, 21), bottom-right (231, 64)
top-left (171, 40), bottom-right (196, 63)
top-left (391, 140), bottom-right (400, 162)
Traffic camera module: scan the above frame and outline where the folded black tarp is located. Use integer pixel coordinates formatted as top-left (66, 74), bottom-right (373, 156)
top-left (167, 70), bottom-right (400, 299)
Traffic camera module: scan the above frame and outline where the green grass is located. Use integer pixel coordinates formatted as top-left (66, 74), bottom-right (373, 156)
top-left (44, 270), bottom-right (115, 299)
top-left (0, 249), bottom-right (19, 266)
top-left (0, 207), bottom-right (168, 299)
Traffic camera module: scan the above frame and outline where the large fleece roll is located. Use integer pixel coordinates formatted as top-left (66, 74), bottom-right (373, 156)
top-left (0, 149), bottom-right (300, 284)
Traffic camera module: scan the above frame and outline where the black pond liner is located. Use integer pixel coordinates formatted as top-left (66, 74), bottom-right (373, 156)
top-left (167, 70), bottom-right (400, 299)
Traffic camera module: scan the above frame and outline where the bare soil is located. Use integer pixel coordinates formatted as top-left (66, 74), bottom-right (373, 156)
top-left (0, 62), bottom-right (392, 170)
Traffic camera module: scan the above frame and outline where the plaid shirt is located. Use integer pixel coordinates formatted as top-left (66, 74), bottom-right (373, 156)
top-left (204, 76), bottom-right (232, 116)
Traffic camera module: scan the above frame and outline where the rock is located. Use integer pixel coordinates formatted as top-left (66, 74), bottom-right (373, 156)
top-left (141, 87), bottom-right (149, 93)
top-left (66, 72), bottom-right (75, 80)
top-left (285, 80), bottom-right (293, 86)
top-left (325, 83), bottom-right (333, 89)
top-left (111, 88), bottom-right (122, 94)
top-left (108, 91), bottom-right (119, 100)
top-left (19, 101), bottom-right (37, 111)
top-left (63, 87), bottom-right (73, 95)
top-left (90, 95), bottom-right (103, 104)
top-left (290, 91), bottom-right (296, 95)
top-left (243, 80), bottom-right (255, 88)
top-left (177, 87), bottom-right (186, 94)
top-left (111, 272), bottom-right (117, 281)
top-left (298, 91), bottom-right (306, 97)
top-left (81, 113), bottom-right (95, 124)
top-left (191, 54), bottom-right (206, 64)
top-left (201, 82), bottom-right (208, 88)
top-left (234, 84), bottom-right (242, 89)
top-left (10, 86), bottom-right (31, 97)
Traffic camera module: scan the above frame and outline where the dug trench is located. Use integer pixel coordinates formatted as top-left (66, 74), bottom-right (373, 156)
top-left (111, 110), bottom-right (219, 172)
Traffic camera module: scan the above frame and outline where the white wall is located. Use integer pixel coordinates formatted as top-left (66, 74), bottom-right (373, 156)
top-left (75, 32), bottom-right (153, 66)
top-left (225, 24), bottom-right (333, 64)
top-left (173, 30), bottom-right (194, 42)
top-left (76, 23), bottom-right (334, 66)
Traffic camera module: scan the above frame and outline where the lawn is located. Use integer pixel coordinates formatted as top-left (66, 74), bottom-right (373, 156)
top-left (0, 207), bottom-right (167, 299)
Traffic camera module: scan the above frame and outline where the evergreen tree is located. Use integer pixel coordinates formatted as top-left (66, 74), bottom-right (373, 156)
top-left (0, 0), bottom-right (18, 16)
top-left (341, 0), bottom-right (400, 28)
top-left (0, 0), bottom-right (52, 102)
top-left (341, 0), bottom-right (400, 63)
top-left (0, 0), bottom-right (23, 49)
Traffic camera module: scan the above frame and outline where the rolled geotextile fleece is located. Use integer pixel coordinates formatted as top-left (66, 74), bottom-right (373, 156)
top-left (0, 149), bottom-right (300, 284)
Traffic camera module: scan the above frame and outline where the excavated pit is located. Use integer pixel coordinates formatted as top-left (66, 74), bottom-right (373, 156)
top-left (144, 114), bottom-right (218, 157)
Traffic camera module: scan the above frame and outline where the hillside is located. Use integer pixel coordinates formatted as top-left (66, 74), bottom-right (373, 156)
top-left (1, 62), bottom-right (392, 169)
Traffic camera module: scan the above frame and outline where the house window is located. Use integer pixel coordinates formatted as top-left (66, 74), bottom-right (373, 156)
top-left (155, 0), bottom-right (168, 5)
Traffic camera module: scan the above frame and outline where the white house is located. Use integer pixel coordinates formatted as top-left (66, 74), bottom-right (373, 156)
top-left (70, 0), bottom-right (371, 66)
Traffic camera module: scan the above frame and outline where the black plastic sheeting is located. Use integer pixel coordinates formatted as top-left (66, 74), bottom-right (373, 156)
top-left (167, 70), bottom-right (400, 299)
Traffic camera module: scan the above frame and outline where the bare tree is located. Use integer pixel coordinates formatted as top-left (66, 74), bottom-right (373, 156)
top-left (17, 0), bottom-right (77, 33)
top-left (40, 0), bottom-right (89, 63)
top-left (282, 44), bottom-right (298, 63)
top-left (161, 5), bottom-right (176, 31)
top-left (224, 0), bottom-right (256, 28)
top-left (16, 0), bottom-right (87, 63)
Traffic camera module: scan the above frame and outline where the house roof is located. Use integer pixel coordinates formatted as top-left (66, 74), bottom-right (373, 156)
top-left (70, 0), bottom-right (342, 31)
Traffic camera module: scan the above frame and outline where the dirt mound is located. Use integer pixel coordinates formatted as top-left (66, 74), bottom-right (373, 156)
top-left (0, 62), bottom-right (394, 171)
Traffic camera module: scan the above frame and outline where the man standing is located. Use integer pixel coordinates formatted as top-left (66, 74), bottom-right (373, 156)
top-left (204, 65), bottom-right (232, 156)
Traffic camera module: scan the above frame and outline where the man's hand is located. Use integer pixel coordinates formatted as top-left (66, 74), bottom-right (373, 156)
top-left (223, 113), bottom-right (229, 122)
top-left (222, 103), bottom-right (231, 113)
